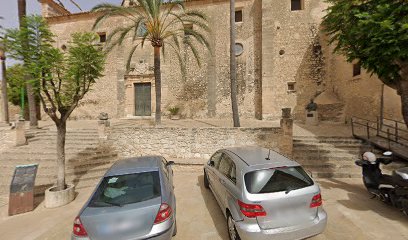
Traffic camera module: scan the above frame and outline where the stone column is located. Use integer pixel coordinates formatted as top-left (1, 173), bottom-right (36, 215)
top-left (15, 116), bottom-right (27, 146)
top-left (97, 113), bottom-right (110, 143)
top-left (279, 108), bottom-right (293, 157)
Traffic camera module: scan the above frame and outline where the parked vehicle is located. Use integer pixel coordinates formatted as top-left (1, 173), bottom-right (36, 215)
top-left (203, 146), bottom-right (327, 240)
top-left (72, 156), bottom-right (176, 240)
top-left (355, 151), bottom-right (408, 215)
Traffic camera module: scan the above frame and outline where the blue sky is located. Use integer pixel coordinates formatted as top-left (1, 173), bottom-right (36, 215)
top-left (0, 0), bottom-right (122, 74)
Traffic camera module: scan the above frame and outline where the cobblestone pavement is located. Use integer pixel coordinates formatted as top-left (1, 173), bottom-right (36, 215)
top-left (0, 168), bottom-right (407, 240)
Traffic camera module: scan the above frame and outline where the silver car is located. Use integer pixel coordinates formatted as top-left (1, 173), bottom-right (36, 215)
top-left (72, 156), bottom-right (177, 240)
top-left (203, 146), bottom-right (327, 240)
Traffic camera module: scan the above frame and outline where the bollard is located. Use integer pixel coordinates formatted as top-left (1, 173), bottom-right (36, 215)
top-left (98, 112), bottom-right (110, 142)
top-left (279, 108), bottom-right (293, 157)
top-left (15, 118), bottom-right (27, 146)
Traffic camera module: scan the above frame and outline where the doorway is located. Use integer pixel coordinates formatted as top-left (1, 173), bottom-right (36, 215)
top-left (134, 83), bottom-right (151, 116)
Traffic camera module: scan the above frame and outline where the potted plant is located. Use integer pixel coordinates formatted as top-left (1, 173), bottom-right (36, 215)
top-left (169, 106), bottom-right (181, 120)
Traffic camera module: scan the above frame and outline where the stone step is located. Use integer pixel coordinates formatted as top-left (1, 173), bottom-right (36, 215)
top-left (293, 137), bottom-right (363, 143)
top-left (293, 153), bottom-right (359, 161)
top-left (309, 172), bottom-right (361, 178)
top-left (293, 142), bottom-right (364, 149)
top-left (293, 148), bottom-right (361, 155)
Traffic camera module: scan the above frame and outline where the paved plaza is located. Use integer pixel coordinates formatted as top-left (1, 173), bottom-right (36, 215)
top-left (0, 167), bottom-right (407, 240)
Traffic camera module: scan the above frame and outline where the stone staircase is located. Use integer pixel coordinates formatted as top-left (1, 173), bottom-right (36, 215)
top-left (0, 127), bottom-right (118, 201)
top-left (293, 136), bottom-right (367, 178)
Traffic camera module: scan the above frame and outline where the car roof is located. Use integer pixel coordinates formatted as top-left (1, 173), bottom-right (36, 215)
top-left (223, 146), bottom-right (299, 169)
top-left (105, 156), bottom-right (162, 176)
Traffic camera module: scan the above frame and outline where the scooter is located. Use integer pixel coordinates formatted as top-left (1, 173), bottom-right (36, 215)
top-left (355, 151), bottom-right (408, 215)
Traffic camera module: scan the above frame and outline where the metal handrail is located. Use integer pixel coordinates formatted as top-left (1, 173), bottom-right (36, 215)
top-left (351, 116), bottom-right (408, 148)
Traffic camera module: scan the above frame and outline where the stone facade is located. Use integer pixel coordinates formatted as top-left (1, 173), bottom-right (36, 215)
top-left (109, 126), bottom-right (283, 160)
top-left (36, 0), bottom-right (404, 123)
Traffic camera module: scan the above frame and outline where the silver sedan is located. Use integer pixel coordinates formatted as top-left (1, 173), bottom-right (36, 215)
top-left (203, 146), bottom-right (327, 240)
top-left (72, 156), bottom-right (176, 240)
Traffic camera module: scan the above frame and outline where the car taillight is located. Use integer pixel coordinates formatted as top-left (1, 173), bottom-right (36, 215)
top-left (154, 203), bottom-right (173, 224)
top-left (310, 193), bottom-right (322, 208)
top-left (73, 216), bottom-right (88, 237)
top-left (238, 200), bottom-right (266, 218)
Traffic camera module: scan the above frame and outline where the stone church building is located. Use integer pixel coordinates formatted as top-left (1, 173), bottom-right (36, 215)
top-left (37, 0), bottom-right (403, 122)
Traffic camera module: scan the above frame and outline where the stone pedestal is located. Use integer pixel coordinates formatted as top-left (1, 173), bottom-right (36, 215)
top-left (15, 119), bottom-right (27, 146)
top-left (44, 184), bottom-right (75, 208)
top-left (305, 110), bottom-right (319, 126)
top-left (279, 108), bottom-right (293, 157)
top-left (98, 119), bottom-right (110, 141)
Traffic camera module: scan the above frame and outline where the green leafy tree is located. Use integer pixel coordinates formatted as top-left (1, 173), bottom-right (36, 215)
top-left (5, 16), bottom-right (105, 191)
top-left (5, 64), bottom-right (26, 106)
top-left (92, 0), bottom-right (210, 124)
top-left (323, 0), bottom-right (408, 127)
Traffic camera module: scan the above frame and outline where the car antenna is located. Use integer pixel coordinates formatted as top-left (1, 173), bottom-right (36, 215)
top-left (265, 149), bottom-right (271, 160)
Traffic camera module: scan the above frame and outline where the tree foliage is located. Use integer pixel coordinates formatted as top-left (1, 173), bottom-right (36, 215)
top-left (5, 64), bottom-right (26, 106)
top-left (5, 15), bottom-right (105, 123)
top-left (92, 0), bottom-right (210, 71)
top-left (322, 0), bottom-right (408, 86)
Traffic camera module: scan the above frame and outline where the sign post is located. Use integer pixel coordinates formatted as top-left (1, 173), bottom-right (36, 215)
top-left (8, 164), bottom-right (38, 216)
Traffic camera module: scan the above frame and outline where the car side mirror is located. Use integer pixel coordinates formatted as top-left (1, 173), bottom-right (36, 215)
top-left (209, 160), bottom-right (215, 167)
top-left (166, 161), bottom-right (175, 167)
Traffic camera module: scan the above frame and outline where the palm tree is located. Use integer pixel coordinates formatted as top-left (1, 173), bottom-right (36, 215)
top-left (229, 0), bottom-right (240, 127)
top-left (0, 17), bottom-right (9, 124)
top-left (55, 0), bottom-right (82, 11)
top-left (18, 0), bottom-right (38, 128)
top-left (92, 0), bottom-right (210, 125)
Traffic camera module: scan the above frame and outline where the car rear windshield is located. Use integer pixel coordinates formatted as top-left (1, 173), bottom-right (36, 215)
top-left (89, 171), bottom-right (161, 207)
top-left (244, 166), bottom-right (313, 194)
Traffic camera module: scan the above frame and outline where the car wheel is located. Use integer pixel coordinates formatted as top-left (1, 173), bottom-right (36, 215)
top-left (172, 219), bottom-right (177, 236)
top-left (204, 170), bottom-right (210, 189)
top-left (227, 214), bottom-right (241, 240)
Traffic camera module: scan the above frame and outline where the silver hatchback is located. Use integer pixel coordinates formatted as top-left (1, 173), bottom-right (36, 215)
top-left (203, 146), bottom-right (327, 240)
top-left (72, 156), bottom-right (176, 240)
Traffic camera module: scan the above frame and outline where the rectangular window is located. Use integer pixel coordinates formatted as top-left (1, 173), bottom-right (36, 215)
top-left (287, 82), bottom-right (296, 92)
top-left (291, 0), bottom-right (303, 11)
top-left (244, 166), bottom-right (313, 194)
top-left (89, 171), bottom-right (161, 207)
top-left (184, 24), bottom-right (193, 37)
top-left (98, 32), bottom-right (106, 43)
top-left (353, 63), bottom-right (361, 77)
top-left (235, 10), bottom-right (243, 23)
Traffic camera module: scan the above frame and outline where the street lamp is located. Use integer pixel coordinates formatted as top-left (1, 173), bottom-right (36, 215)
top-left (0, 41), bottom-right (9, 124)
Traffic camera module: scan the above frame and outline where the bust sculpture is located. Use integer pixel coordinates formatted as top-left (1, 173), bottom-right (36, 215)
top-left (305, 99), bottom-right (318, 112)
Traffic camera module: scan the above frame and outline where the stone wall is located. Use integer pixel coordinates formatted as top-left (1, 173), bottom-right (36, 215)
top-left (109, 126), bottom-right (283, 161)
top-left (45, 0), bottom-right (257, 120)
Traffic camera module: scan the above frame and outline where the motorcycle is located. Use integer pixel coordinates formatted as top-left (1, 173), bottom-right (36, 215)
top-left (355, 151), bottom-right (408, 215)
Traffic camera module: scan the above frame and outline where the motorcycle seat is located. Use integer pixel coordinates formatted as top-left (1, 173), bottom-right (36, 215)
top-left (393, 167), bottom-right (408, 180)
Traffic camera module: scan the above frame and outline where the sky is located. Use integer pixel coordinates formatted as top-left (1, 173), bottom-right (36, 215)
top-left (0, 0), bottom-right (122, 75)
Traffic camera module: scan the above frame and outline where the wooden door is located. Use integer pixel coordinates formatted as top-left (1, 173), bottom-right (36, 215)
top-left (134, 83), bottom-right (151, 116)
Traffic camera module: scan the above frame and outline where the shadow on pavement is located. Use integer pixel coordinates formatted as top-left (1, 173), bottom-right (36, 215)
top-left (197, 174), bottom-right (229, 240)
top-left (319, 178), bottom-right (407, 221)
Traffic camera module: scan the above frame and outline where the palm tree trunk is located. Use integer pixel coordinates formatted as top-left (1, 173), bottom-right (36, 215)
top-left (253, 0), bottom-right (263, 120)
top-left (398, 80), bottom-right (408, 129)
top-left (1, 56), bottom-right (9, 124)
top-left (230, 0), bottom-right (240, 127)
top-left (154, 47), bottom-right (161, 125)
top-left (18, 0), bottom-right (38, 128)
top-left (56, 120), bottom-right (66, 191)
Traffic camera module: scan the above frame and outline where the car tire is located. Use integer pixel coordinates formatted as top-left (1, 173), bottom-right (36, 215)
top-left (172, 219), bottom-right (177, 236)
top-left (204, 170), bottom-right (210, 189)
top-left (227, 214), bottom-right (241, 240)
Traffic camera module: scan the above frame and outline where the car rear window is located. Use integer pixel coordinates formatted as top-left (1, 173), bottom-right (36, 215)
top-left (244, 166), bottom-right (313, 194)
top-left (89, 171), bottom-right (161, 207)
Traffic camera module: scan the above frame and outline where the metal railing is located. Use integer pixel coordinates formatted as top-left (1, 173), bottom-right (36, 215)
top-left (351, 116), bottom-right (408, 150)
